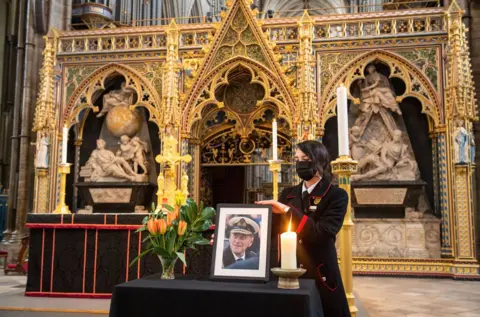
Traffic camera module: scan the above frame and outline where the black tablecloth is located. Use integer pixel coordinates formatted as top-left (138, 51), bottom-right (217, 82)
top-left (109, 275), bottom-right (323, 317)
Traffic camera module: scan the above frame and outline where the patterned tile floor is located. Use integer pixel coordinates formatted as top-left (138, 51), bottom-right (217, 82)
top-left (0, 272), bottom-right (479, 316)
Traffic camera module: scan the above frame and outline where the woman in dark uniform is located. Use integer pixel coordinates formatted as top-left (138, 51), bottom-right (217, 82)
top-left (257, 140), bottom-right (351, 317)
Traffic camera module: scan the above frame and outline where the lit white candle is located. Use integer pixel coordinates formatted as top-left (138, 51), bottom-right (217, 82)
top-left (336, 84), bottom-right (349, 156)
top-left (272, 119), bottom-right (278, 160)
top-left (61, 125), bottom-right (68, 164)
top-left (280, 221), bottom-right (297, 269)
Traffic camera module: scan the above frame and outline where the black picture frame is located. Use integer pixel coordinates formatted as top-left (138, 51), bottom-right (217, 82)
top-left (210, 204), bottom-right (272, 282)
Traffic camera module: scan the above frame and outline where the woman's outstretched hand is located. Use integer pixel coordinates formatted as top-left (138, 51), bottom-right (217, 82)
top-left (255, 200), bottom-right (289, 214)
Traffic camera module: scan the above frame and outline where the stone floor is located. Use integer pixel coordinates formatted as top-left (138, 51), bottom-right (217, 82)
top-left (0, 273), bottom-right (479, 316)
top-left (355, 276), bottom-right (480, 317)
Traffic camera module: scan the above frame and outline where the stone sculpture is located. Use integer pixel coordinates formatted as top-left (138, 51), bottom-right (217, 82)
top-left (454, 120), bottom-right (468, 164)
top-left (97, 82), bottom-right (134, 118)
top-left (349, 63), bottom-right (419, 181)
top-left (117, 135), bottom-right (149, 174)
top-left (351, 130), bottom-right (418, 181)
top-left (81, 139), bottom-right (137, 182)
top-left (35, 135), bottom-right (49, 168)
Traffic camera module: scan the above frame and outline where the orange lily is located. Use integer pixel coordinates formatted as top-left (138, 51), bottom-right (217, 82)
top-left (157, 218), bottom-right (167, 235)
top-left (178, 220), bottom-right (187, 236)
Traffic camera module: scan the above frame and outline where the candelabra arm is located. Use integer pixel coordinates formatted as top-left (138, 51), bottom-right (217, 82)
top-left (54, 163), bottom-right (72, 214)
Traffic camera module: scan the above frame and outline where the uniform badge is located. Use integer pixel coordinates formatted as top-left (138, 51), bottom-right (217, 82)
top-left (313, 197), bottom-right (322, 205)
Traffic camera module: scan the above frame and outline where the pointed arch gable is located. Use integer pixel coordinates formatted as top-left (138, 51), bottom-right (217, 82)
top-left (63, 63), bottom-right (162, 128)
top-left (182, 56), bottom-right (295, 133)
top-left (319, 49), bottom-right (442, 130)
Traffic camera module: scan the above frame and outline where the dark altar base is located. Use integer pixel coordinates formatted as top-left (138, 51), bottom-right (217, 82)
top-left (25, 214), bottom-right (212, 298)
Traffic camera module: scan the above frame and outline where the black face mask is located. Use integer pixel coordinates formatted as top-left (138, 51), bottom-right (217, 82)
top-left (296, 161), bottom-right (316, 181)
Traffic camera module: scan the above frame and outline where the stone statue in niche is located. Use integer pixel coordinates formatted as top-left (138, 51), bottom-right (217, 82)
top-left (35, 134), bottom-right (49, 168)
top-left (351, 130), bottom-right (418, 181)
top-left (454, 119), bottom-right (468, 164)
top-left (354, 64), bottom-right (402, 136)
top-left (97, 81), bottom-right (135, 118)
top-left (348, 62), bottom-right (420, 182)
top-left (81, 139), bottom-right (138, 182)
top-left (117, 135), bottom-right (149, 174)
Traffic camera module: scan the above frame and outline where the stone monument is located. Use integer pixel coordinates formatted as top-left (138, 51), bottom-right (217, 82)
top-left (348, 63), bottom-right (440, 259)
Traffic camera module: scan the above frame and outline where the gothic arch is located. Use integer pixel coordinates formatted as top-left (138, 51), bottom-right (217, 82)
top-left (63, 63), bottom-right (162, 129)
top-left (319, 50), bottom-right (442, 131)
top-left (182, 57), bottom-right (295, 134)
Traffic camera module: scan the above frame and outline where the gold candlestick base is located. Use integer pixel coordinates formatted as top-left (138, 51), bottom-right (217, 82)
top-left (271, 267), bottom-right (306, 289)
top-left (54, 163), bottom-right (72, 214)
top-left (268, 160), bottom-right (283, 201)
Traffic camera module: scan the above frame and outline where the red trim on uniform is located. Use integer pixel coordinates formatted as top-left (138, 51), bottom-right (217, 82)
top-left (317, 264), bottom-right (337, 292)
top-left (296, 215), bottom-right (308, 234)
top-left (25, 223), bottom-right (141, 230)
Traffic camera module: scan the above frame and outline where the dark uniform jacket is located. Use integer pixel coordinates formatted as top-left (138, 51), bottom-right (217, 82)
top-left (223, 246), bottom-right (257, 268)
top-left (271, 178), bottom-right (351, 317)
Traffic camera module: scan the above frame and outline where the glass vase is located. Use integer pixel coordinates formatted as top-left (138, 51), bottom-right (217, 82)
top-left (158, 255), bottom-right (178, 280)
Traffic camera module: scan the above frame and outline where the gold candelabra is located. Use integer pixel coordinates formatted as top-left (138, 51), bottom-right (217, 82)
top-left (268, 160), bottom-right (283, 200)
top-left (331, 155), bottom-right (358, 317)
top-left (54, 163), bottom-right (72, 214)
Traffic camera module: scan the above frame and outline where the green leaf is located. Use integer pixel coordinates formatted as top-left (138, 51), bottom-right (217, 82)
top-left (167, 229), bottom-right (177, 253)
top-left (162, 204), bottom-right (174, 212)
top-left (129, 248), bottom-right (153, 267)
top-left (194, 238), bottom-right (211, 246)
top-left (153, 246), bottom-right (172, 258)
top-left (151, 202), bottom-right (156, 213)
top-left (176, 252), bottom-right (187, 267)
top-left (201, 207), bottom-right (215, 220)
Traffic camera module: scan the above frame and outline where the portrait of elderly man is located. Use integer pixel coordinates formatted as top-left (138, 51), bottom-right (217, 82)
top-left (222, 216), bottom-right (260, 270)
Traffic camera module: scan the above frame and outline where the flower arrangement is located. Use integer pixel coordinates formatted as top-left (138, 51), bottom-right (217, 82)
top-left (130, 193), bottom-right (215, 279)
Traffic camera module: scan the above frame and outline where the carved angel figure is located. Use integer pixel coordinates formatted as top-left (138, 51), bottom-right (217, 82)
top-left (117, 135), bottom-right (149, 174)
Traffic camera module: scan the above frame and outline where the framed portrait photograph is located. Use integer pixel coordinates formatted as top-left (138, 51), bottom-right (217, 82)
top-left (210, 204), bottom-right (272, 282)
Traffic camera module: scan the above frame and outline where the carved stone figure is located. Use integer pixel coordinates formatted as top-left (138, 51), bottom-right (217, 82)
top-left (117, 135), bottom-right (149, 174)
top-left (83, 139), bottom-right (137, 182)
top-left (352, 130), bottom-right (418, 181)
top-left (35, 135), bottom-right (49, 168)
top-left (354, 64), bottom-right (402, 136)
top-left (454, 120), bottom-right (468, 164)
top-left (97, 82), bottom-right (135, 118)
top-left (349, 126), bottom-right (366, 161)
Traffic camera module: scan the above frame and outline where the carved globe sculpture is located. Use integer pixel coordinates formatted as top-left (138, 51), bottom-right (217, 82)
top-left (105, 106), bottom-right (142, 137)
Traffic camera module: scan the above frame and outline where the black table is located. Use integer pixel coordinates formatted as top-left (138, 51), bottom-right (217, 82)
top-left (109, 275), bottom-right (323, 317)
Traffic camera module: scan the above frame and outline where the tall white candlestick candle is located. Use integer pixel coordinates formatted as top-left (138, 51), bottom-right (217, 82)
top-left (280, 223), bottom-right (297, 269)
top-left (62, 125), bottom-right (68, 164)
top-left (336, 84), bottom-right (349, 156)
top-left (272, 119), bottom-right (278, 160)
